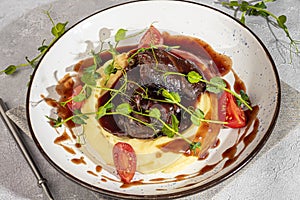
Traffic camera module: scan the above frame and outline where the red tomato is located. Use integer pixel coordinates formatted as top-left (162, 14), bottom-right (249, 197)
top-left (218, 91), bottom-right (246, 128)
top-left (113, 142), bottom-right (137, 183)
top-left (138, 25), bottom-right (163, 48)
top-left (67, 85), bottom-right (85, 111)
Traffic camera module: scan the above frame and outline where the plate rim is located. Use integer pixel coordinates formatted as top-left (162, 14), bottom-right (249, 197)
top-left (26, 0), bottom-right (281, 199)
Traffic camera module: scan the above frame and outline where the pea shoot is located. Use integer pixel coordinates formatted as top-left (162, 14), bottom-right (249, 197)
top-left (220, 0), bottom-right (299, 62)
top-left (0, 9), bottom-right (68, 75)
top-left (164, 70), bottom-right (252, 110)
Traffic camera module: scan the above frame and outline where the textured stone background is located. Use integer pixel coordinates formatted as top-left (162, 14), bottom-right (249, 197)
top-left (0, 0), bottom-right (299, 199)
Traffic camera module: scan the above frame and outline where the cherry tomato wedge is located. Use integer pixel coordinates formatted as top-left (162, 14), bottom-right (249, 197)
top-left (67, 85), bottom-right (85, 111)
top-left (113, 142), bottom-right (137, 183)
top-left (138, 25), bottom-right (163, 48)
top-left (218, 91), bottom-right (246, 128)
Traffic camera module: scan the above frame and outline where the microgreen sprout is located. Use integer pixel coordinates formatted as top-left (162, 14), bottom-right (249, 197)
top-left (53, 109), bottom-right (93, 127)
top-left (45, 116), bottom-right (62, 127)
top-left (165, 71), bottom-right (252, 110)
top-left (220, 0), bottom-right (300, 62)
top-left (190, 142), bottom-right (201, 154)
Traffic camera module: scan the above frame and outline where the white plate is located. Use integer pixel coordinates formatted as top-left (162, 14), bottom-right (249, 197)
top-left (26, 1), bottom-right (280, 199)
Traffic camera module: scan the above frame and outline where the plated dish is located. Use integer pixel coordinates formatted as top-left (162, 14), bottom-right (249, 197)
top-left (26, 1), bottom-right (280, 199)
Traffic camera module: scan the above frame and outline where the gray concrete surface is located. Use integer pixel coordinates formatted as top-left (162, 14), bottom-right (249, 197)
top-left (0, 0), bottom-right (299, 199)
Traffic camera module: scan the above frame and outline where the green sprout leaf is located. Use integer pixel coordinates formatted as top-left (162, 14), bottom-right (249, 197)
top-left (161, 89), bottom-right (172, 100)
top-left (190, 108), bottom-right (205, 126)
top-left (240, 1), bottom-right (249, 12)
top-left (161, 114), bottom-right (179, 138)
top-left (71, 109), bottom-right (88, 125)
top-left (227, 1), bottom-right (239, 8)
top-left (1, 65), bottom-right (17, 75)
top-left (45, 116), bottom-right (62, 127)
top-left (104, 63), bottom-right (118, 75)
top-left (149, 108), bottom-right (161, 119)
top-left (162, 124), bottom-right (175, 138)
top-left (171, 114), bottom-right (179, 133)
top-left (81, 65), bottom-right (100, 86)
top-left (37, 39), bottom-right (48, 53)
top-left (81, 71), bottom-right (96, 86)
top-left (96, 103), bottom-right (113, 119)
top-left (115, 29), bottom-right (128, 43)
top-left (71, 116), bottom-right (86, 125)
top-left (187, 71), bottom-right (202, 84)
top-left (92, 50), bottom-right (102, 69)
top-left (236, 90), bottom-right (250, 107)
top-left (206, 77), bottom-right (226, 94)
top-left (170, 92), bottom-right (181, 103)
top-left (37, 45), bottom-right (48, 53)
top-left (277, 15), bottom-right (287, 29)
top-left (72, 92), bottom-right (86, 102)
top-left (96, 106), bottom-right (106, 119)
top-left (51, 22), bottom-right (68, 38)
top-left (190, 142), bottom-right (201, 154)
top-left (161, 89), bottom-right (181, 103)
top-left (116, 103), bottom-right (132, 115)
top-left (85, 86), bottom-right (92, 99)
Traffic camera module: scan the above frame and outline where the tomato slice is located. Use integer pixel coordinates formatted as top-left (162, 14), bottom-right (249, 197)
top-left (138, 25), bottom-right (163, 48)
top-left (113, 142), bottom-right (137, 183)
top-left (218, 91), bottom-right (246, 128)
top-left (67, 85), bottom-right (85, 111)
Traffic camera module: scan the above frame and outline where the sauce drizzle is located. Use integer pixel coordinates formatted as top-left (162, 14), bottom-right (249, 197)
top-left (71, 156), bottom-right (86, 165)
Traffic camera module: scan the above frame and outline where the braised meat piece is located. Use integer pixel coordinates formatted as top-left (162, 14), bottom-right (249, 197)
top-left (99, 48), bottom-right (206, 139)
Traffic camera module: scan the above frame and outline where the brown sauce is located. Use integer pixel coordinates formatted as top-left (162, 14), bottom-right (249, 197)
top-left (162, 32), bottom-right (232, 76)
top-left (87, 170), bottom-right (98, 177)
top-left (71, 156), bottom-right (86, 165)
top-left (232, 69), bottom-right (246, 93)
top-left (101, 178), bottom-right (107, 182)
top-left (212, 139), bottom-right (220, 149)
top-left (54, 130), bottom-right (71, 144)
top-left (95, 165), bottom-right (102, 173)
top-left (121, 179), bottom-right (144, 188)
top-left (56, 74), bottom-right (74, 97)
top-left (101, 175), bottom-right (120, 183)
top-left (59, 144), bottom-right (76, 155)
top-left (198, 163), bottom-right (219, 176)
top-left (75, 143), bottom-right (81, 148)
top-left (42, 74), bottom-right (76, 129)
top-left (222, 145), bottom-right (237, 160)
top-left (149, 178), bottom-right (166, 182)
top-left (156, 188), bottom-right (167, 191)
top-left (69, 129), bottom-right (77, 140)
top-left (198, 152), bottom-right (209, 160)
top-left (238, 106), bottom-right (260, 144)
top-left (175, 174), bottom-right (189, 181)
